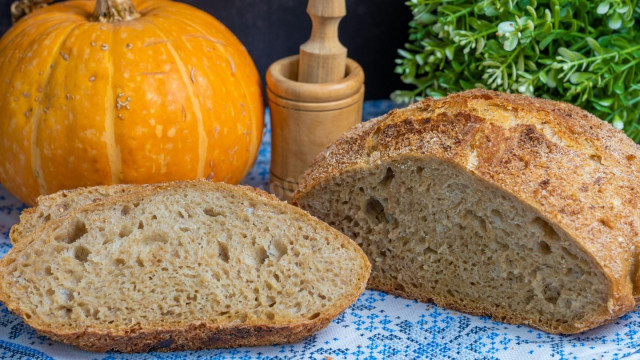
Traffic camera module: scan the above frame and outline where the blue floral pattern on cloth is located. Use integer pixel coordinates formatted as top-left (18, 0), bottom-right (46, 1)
top-left (0, 101), bottom-right (639, 360)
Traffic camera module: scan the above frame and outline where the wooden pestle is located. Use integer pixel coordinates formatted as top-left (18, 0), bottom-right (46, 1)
top-left (298, 0), bottom-right (347, 83)
top-left (267, 0), bottom-right (364, 201)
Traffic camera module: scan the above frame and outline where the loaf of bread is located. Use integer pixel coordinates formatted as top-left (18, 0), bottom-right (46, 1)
top-left (293, 89), bottom-right (640, 334)
top-left (9, 184), bottom-right (138, 244)
top-left (0, 180), bottom-right (370, 352)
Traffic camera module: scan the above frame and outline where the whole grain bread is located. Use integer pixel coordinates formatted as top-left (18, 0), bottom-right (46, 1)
top-left (9, 184), bottom-right (139, 245)
top-left (292, 89), bottom-right (640, 334)
top-left (0, 180), bottom-right (371, 352)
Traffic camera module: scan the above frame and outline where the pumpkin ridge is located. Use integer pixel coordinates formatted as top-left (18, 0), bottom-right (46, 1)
top-left (103, 22), bottom-right (120, 184)
top-left (30, 21), bottom-right (87, 200)
top-left (0, 18), bottom-right (77, 203)
top-left (142, 18), bottom-right (207, 178)
top-left (172, 15), bottom-right (262, 180)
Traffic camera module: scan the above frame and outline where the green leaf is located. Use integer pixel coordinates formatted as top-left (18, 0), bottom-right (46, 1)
top-left (398, 49), bottom-right (414, 59)
top-left (476, 37), bottom-right (486, 55)
top-left (596, 97), bottom-right (614, 106)
top-left (613, 116), bottom-right (624, 130)
top-left (608, 13), bottom-right (622, 29)
top-left (539, 34), bottom-right (555, 49)
top-left (557, 47), bottom-right (576, 60)
top-left (445, 46), bottom-right (455, 61)
top-left (585, 37), bottom-right (602, 54)
top-left (569, 72), bottom-right (592, 84)
top-left (597, 2), bottom-right (610, 15)
top-left (614, 78), bottom-right (625, 94)
top-left (547, 69), bottom-right (559, 88)
top-left (504, 36), bottom-right (519, 51)
top-left (591, 102), bottom-right (613, 113)
top-left (616, 5), bottom-right (629, 14)
top-left (498, 21), bottom-right (517, 34)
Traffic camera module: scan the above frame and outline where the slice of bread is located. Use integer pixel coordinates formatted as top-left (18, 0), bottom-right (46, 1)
top-left (292, 89), bottom-right (640, 334)
top-left (0, 180), bottom-right (370, 352)
top-left (9, 184), bottom-right (139, 245)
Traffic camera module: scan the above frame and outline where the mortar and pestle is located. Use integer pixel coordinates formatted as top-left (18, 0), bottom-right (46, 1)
top-left (267, 0), bottom-right (365, 201)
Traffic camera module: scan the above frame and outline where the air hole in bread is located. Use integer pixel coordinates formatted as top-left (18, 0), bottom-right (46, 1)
top-left (269, 239), bottom-right (288, 261)
top-left (41, 213), bottom-right (51, 222)
top-left (114, 258), bottom-right (125, 267)
top-left (490, 209), bottom-right (503, 224)
top-left (365, 197), bottom-right (390, 224)
top-left (424, 246), bottom-right (437, 255)
top-left (238, 313), bottom-right (248, 323)
top-left (532, 217), bottom-right (559, 240)
top-left (379, 167), bottom-right (395, 187)
top-left (589, 154), bottom-right (603, 165)
top-left (151, 215), bottom-right (158, 220)
top-left (145, 232), bottom-right (168, 244)
top-left (55, 218), bottom-right (88, 244)
top-left (136, 257), bottom-right (144, 267)
top-left (74, 245), bottom-right (91, 262)
top-left (44, 265), bottom-right (53, 276)
top-left (59, 307), bottom-right (72, 319)
top-left (308, 312), bottom-right (320, 320)
top-left (416, 166), bottom-right (424, 175)
top-left (462, 210), bottom-right (487, 232)
top-left (58, 288), bottom-right (74, 303)
top-left (543, 285), bottom-right (560, 305)
top-left (138, 221), bottom-right (144, 230)
top-left (179, 227), bottom-right (190, 232)
top-left (203, 207), bottom-right (222, 218)
top-left (265, 311), bottom-right (275, 320)
top-left (252, 245), bottom-right (268, 269)
top-left (121, 205), bottom-right (131, 216)
top-left (538, 241), bottom-right (552, 255)
top-left (118, 224), bottom-right (133, 238)
top-left (217, 242), bottom-right (230, 263)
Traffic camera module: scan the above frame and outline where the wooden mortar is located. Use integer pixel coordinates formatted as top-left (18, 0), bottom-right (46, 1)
top-left (267, 0), bottom-right (365, 201)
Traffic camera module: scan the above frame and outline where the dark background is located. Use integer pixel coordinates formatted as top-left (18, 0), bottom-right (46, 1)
top-left (0, 0), bottom-right (412, 100)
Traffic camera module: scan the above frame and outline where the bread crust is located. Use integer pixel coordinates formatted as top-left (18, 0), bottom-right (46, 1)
top-left (0, 180), bottom-right (371, 352)
top-left (293, 89), bottom-right (640, 333)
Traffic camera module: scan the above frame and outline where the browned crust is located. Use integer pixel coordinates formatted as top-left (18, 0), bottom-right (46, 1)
top-left (0, 180), bottom-right (371, 353)
top-left (33, 317), bottom-right (333, 353)
top-left (293, 89), bottom-right (640, 333)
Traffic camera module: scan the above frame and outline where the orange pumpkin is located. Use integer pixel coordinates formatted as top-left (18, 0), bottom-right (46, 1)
top-left (0, 0), bottom-right (264, 205)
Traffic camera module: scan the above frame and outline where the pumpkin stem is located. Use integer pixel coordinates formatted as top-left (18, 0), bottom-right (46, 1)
top-left (92, 0), bottom-right (140, 23)
top-left (10, 0), bottom-right (53, 23)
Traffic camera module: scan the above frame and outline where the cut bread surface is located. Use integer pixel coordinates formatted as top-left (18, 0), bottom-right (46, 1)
top-left (293, 89), bottom-right (640, 334)
top-left (0, 181), bottom-right (370, 352)
top-left (296, 157), bottom-right (608, 333)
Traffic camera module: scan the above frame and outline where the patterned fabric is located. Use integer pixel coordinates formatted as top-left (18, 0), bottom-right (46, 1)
top-left (0, 101), bottom-right (639, 360)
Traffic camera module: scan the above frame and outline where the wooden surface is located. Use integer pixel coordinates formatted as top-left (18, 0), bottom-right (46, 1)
top-left (298, 0), bottom-right (347, 84)
top-left (267, 56), bottom-right (364, 200)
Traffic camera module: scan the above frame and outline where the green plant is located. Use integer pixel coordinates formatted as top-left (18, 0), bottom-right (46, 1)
top-left (393, 0), bottom-right (640, 141)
